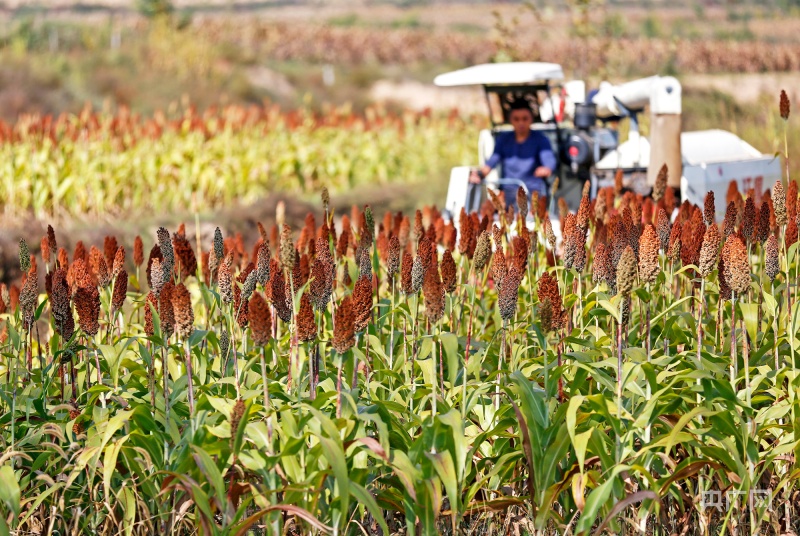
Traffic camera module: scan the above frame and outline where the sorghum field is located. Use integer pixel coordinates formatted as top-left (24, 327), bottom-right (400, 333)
top-left (1, 97), bottom-right (800, 536)
top-left (0, 105), bottom-right (475, 220)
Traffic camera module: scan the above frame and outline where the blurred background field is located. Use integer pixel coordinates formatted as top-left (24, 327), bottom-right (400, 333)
top-left (0, 0), bottom-right (797, 232)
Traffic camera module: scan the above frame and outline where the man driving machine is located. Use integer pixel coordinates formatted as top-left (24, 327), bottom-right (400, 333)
top-left (469, 99), bottom-right (557, 210)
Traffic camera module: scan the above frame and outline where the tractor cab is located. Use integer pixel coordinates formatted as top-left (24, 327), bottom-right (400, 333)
top-left (434, 62), bottom-right (614, 222)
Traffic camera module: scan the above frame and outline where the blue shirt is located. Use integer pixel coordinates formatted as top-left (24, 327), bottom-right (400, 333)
top-left (485, 130), bottom-right (557, 202)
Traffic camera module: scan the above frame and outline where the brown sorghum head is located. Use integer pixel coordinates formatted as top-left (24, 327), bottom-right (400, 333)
top-left (173, 232), bottom-right (197, 281)
top-left (217, 253), bottom-right (233, 304)
top-left (111, 269), bottom-right (128, 314)
top-left (458, 209), bottom-right (474, 259)
top-left (298, 293), bottom-right (317, 343)
top-left (774, 181), bottom-right (787, 227)
top-left (280, 225), bottom-right (296, 273)
top-left (171, 282), bottom-right (194, 339)
top-left (545, 218), bottom-right (556, 251)
top-left (639, 224), bottom-right (660, 284)
top-left (616, 246), bottom-right (637, 296)
top-left (74, 281), bottom-right (100, 337)
top-left (722, 234), bottom-right (750, 295)
top-left (668, 220), bottom-right (682, 263)
top-left (656, 208), bottom-right (670, 253)
top-left (516, 187), bottom-right (528, 218)
top-left (229, 399), bottom-right (246, 447)
top-left (577, 195), bottom-right (591, 232)
top-left (146, 244), bottom-right (164, 289)
top-left (756, 199), bottom-right (771, 245)
top-left (780, 89), bottom-right (790, 120)
top-left (654, 164), bottom-right (668, 202)
top-left (441, 249), bottom-right (457, 294)
top-left (492, 249), bottom-right (507, 291)
top-left (473, 231), bottom-right (492, 272)
top-left (156, 226), bottom-right (174, 275)
top-left (353, 275), bottom-right (373, 332)
top-left (309, 240), bottom-right (334, 311)
top-left (51, 268), bottom-right (74, 341)
top-left (703, 191), bottom-right (715, 225)
top-left (766, 233), bottom-right (780, 281)
top-left (256, 242), bottom-right (271, 286)
top-left (249, 292), bottom-right (272, 347)
top-left (498, 263), bottom-right (522, 322)
top-left (387, 236), bottom-right (401, 278)
top-left (723, 201), bottom-right (738, 239)
top-left (594, 190), bottom-right (608, 222)
top-left (158, 281), bottom-right (175, 338)
top-left (144, 291), bottom-right (157, 336)
top-left (787, 218), bottom-right (799, 247)
top-left (333, 295), bottom-right (356, 354)
top-left (743, 196), bottom-right (756, 243)
top-left (698, 223), bottom-right (720, 278)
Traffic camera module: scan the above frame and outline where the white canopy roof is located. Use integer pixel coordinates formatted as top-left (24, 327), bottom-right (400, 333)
top-left (680, 130), bottom-right (763, 165)
top-left (434, 62), bottom-right (564, 87)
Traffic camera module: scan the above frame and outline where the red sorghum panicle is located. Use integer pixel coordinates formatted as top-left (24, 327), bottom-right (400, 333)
top-left (74, 276), bottom-right (100, 337)
top-left (401, 252), bottom-right (414, 294)
top-left (57, 247), bottom-right (69, 271)
top-left (353, 275), bottom-right (373, 333)
top-left (333, 296), bottom-right (356, 353)
top-left (440, 249), bottom-right (457, 294)
top-left (298, 294), bottom-right (317, 342)
top-left (171, 282), bottom-right (194, 339)
top-left (537, 272), bottom-right (565, 331)
top-left (111, 269), bottom-right (127, 314)
top-left (41, 235), bottom-right (51, 266)
top-left (249, 292), bottom-right (272, 347)
top-left (423, 257), bottom-right (445, 323)
top-left (787, 218), bottom-right (799, 246)
top-left (112, 247), bottom-right (125, 279)
top-left (133, 236), bottom-right (144, 268)
top-left (458, 208), bottom-right (474, 259)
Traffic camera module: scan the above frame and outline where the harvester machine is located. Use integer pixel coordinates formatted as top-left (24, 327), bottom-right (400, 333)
top-left (436, 62), bottom-right (781, 226)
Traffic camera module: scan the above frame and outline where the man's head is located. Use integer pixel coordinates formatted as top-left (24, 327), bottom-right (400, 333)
top-left (508, 99), bottom-right (534, 137)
